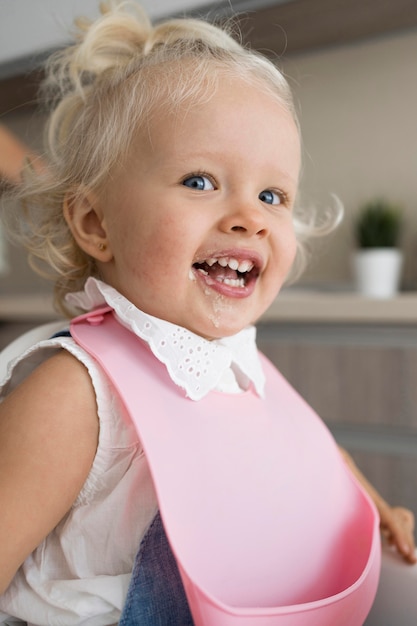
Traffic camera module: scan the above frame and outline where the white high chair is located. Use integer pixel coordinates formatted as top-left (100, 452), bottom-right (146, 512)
top-left (0, 320), bottom-right (67, 383)
top-left (364, 544), bottom-right (417, 625)
top-left (0, 322), bottom-right (416, 625)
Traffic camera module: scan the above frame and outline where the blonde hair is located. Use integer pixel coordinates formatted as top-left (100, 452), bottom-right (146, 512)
top-left (2, 0), bottom-right (340, 315)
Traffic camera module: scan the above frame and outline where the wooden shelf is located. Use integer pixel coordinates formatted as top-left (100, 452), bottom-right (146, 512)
top-left (261, 289), bottom-right (417, 325)
top-left (2, 0), bottom-right (417, 115)
top-left (0, 69), bottom-right (43, 116)
top-left (236, 0), bottom-right (417, 56)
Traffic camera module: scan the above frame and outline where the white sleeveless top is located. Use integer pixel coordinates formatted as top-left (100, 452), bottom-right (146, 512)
top-left (0, 278), bottom-right (264, 626)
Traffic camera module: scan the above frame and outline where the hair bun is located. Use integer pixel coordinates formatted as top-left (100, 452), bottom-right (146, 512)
top-left (73, 2), bottom-right (152, 74)
top-left (44, 1), bottom-right (154, 100)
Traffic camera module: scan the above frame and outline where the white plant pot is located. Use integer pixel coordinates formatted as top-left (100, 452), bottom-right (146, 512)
top-left (352, 248), bottom-right (403, 298)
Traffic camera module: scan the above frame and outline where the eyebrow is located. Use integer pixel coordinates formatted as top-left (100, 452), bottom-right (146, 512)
top-left (159, 144), bottom-right (300, 190)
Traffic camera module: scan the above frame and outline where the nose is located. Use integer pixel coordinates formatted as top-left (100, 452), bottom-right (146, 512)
top-left (219, 197), bottom-right (269, 237)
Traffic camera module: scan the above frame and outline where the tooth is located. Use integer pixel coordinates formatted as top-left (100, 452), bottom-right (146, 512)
top-left (206, 258), bottom-right (217, 266)
top-left (237, 260), bottom-right (253, 273)
top-left (197, 268), bottom-right (208, 276)
top-left (218, 257), bottom-right (228, 267)
top-left (223, 277), bottom-right (245, 287)
top-left (228, 258), bottom-right (239, 270)
top-left (189, 269), bottom-right (196, 281)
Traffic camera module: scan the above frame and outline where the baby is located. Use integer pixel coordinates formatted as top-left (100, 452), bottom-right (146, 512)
top-left (0, 2), bottom-right (414, 625)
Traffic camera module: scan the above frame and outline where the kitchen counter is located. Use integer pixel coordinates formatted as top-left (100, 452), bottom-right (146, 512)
top-left (1, 289), bottom-right (417, 325)
top-left (261, 288), bottom-right (417, 325)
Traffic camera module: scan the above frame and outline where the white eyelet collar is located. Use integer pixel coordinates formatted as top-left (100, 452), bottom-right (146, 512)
top-left (66, 278), bottom-right (265, 401)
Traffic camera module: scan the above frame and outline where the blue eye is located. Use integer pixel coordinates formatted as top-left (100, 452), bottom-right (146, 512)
top-left (259, 189), bottom-right (282, 205)
top-left (182, 175), bottom-right (215, 191)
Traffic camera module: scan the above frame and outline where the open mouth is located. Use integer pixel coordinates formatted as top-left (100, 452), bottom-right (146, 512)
top-left (192, 255), bottom-right (260, 288)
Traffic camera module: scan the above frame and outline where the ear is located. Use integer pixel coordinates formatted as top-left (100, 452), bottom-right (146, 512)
top-left (64, 190), bottom-right (113, 262)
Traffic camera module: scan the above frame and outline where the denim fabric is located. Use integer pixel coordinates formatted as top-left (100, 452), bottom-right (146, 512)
top-left (119, 512), bottom-right (194, 626)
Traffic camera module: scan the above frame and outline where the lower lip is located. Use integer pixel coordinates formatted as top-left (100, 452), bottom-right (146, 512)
top-left (193, 269), bottom-right (257, 298)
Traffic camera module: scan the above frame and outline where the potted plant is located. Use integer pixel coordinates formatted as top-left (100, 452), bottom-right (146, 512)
top-left (353, 198), bottom-right (403, 298)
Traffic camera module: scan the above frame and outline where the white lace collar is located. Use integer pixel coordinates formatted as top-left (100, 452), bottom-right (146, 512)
top-left (66, 278), bottom-right (265, 401)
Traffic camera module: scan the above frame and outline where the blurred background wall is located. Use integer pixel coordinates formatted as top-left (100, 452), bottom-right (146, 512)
top-left (282, 28), bottom-right (417, 289)
top-left (0, 0), bottom-right (416, 293)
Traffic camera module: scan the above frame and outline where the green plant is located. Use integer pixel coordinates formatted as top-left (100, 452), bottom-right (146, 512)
top-left (355, 199), bottom-right (403, 248)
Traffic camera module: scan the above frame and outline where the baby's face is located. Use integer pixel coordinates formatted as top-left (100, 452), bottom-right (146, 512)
top-left (98, 75), bottom-right (300, 339)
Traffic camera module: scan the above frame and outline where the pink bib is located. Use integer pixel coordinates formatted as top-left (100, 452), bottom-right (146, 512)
top-left (71, 308), bottom-right (381, 626)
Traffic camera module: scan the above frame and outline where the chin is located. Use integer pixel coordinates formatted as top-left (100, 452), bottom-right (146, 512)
top-left (196, 320), bottom-right (248, 341)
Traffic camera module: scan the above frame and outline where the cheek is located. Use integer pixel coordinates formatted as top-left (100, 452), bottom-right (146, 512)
top-left (126, 222), bottom-right (184, 281)
top-left (287, 232), bottom-right (298, 267)
top-left (275, 221), bottom-right (298, 270)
